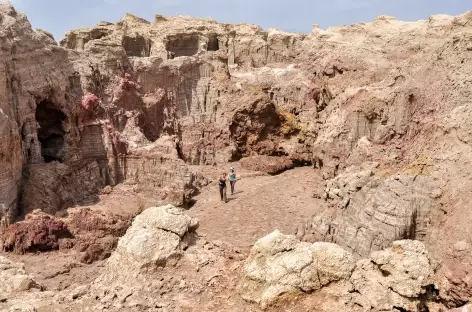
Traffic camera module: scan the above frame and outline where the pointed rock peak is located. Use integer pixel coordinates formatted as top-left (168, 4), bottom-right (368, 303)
top-left (154, 14), bottom-right (169, 24)
top-left (123, 13), bottom-right (150, 25)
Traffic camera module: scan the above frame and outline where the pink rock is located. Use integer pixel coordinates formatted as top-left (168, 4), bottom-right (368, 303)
top-left (81, 93), bottom-right (99, 111)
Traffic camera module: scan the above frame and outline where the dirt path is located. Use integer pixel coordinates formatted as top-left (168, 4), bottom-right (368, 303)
top-left (187, 167), bottom-right (325, 252)
top-left (1, 166), bottom-right (325, 297)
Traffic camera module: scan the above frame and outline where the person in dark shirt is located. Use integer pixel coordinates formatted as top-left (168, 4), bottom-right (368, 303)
top-left (218, 173), bottom-right (227, 203)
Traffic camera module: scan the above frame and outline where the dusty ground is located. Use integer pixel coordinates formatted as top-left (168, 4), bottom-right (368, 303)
top-left (188, 166), bottom-right (324, 251)
top-left (1, 166), bottom-right (324, 299)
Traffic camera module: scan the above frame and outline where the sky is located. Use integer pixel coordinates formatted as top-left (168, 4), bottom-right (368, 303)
top-left (7, 0), bottom-right (472, 41)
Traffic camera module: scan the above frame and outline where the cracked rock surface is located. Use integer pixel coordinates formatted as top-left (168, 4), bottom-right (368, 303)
top-left (100, 204), bottom-right (198, 279)
top-left (239, 230), bottom-right (355, 308)
top-left (241, 234), bottom-right (438, 311)
top-left (351, 240), bottom-right (437, 311)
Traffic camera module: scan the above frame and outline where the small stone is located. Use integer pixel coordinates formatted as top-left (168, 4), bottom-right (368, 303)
top-left (71, 285), bottom-right (89, 300)
top-left (112, 303), bottom-right (123, 309)
top-left (101, 185), bottom-right (113, 195)
top-left (454, 240), bottom-right (470, 252)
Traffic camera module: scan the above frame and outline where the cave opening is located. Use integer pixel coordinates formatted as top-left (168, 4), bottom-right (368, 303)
top-left (207, 34), bottom-right (219, 51)
top-left (166, 35), bottom-right (199, 58)
top-left (35, 100), bottom-right (66, 163)
top-left (122, 35), bottom-right (151, 57)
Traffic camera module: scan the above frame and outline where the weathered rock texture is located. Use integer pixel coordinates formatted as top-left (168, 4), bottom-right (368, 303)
top-left (0, 3), bottom-right (314, 224)
top-left (0, 208), bottom-right (459, 312)
top-left (2, 2), bottom-right (472, 311)
top-left (0, 207), bottom-right (133, 265)
top-left (0, 211), bottom-right (71, 253)
top-left (239, 230), bottom-right (355, 308)
top-left (101, 204), bottom-right (198, 279)
top-left (84, 205), bottom-right (245, 311)
top-left (299, 169), bottom-right (440, 257)
top-left (0, 256), bottom-right (40, 298)
top-left (65, 207), bottom-right (133, 264)
top-left (350, 240), bottom-right (437, 311)
top-left (241, 232), bottom-right (439, 311)
top-left (240, 155), bottom-right (294, 175)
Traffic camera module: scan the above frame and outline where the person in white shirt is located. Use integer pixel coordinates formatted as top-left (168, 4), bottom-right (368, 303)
top-left (228, 167), bottom-right (237, 195)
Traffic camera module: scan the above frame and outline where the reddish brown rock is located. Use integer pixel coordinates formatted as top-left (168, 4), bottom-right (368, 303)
top-left (65, 208), bottom-right (133, 264)
top-left (0, 212), bottom-right (72, 253)
top-left (81, 93), bottom-right (99, 111)
top-left (240, 155), bottom-right (294, 175)
top-left (67, 208), bottom-right (131, 238)
top-left (439, 261), bottom-right (472, 307)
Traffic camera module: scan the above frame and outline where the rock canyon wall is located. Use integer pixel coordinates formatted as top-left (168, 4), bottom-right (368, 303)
top-left (1, 2), bottom-right (472, 310)
top-left (0, 5), bottom-right (320, 226)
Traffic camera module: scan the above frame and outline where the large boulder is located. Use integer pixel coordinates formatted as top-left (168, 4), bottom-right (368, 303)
top-left (350, 240), bottom-right (437, 311)
top-left (81, 205), bottom-right (247, 312)
top-left (240, 234), bottom-right (441, 311)
top-left (0, 256), bottom-right (40, 298)
top-left (100, 204), bottom-right (198, 280)
top-left (239, 230), bottom-right (355, 308)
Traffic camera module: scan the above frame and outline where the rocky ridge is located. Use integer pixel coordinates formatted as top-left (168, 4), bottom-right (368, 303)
top-left (1, 1), bottom-right (472, 311)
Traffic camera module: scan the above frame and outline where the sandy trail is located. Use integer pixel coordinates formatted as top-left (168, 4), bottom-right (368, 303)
top-left (187, 167), bottom-right (325, 251)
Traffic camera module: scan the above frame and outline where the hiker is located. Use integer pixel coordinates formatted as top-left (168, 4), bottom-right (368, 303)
top-left (218, 172), bottom-right (227, 202)
top-left (229, 167), bottom-right (237, 195)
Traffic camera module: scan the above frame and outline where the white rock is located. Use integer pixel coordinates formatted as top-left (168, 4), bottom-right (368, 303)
top-left (0, 256), bottom-right (39, 295)
top-left (135, 204), bottom-right (198, 237)
top-left (240, 230), bottom-right (354, 308)
top-left (351, 240), bottom-right (436, 311)
top-left (453, 240), bottom-right (470, 252)
top-left (8, 303), bottom-right (37, 312)
top-left (98, 205), bottom-right (198, 282)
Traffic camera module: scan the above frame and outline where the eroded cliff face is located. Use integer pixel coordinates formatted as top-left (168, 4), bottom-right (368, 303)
top-left (52, 10), bottom-right (472, 264)
top-left (0, 3), bottom-right (93, 226)
top-left (2, 3), bottom-right (472, 310)
top-left (0, 6), bottom-right (318, 225)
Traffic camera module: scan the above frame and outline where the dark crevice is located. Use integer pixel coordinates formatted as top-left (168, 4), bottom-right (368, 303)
top-left (292, 159), bottom-right (313, 167)
top-left (417, 284), bottom-right (440, 312)
top-left (313, 157), bottom-right (324, 169)
top-left (176, 141), bottom-right (185, 161)
top-left (207, 34), bottom-right (219, 51)
top-left (16, 166), bottom-right (29, 220)
top-left (380, 268), bottom-right (391, 277)
top-left (401, 208), bottom-right (417, 240)
top-left (35, 100), bottom-right (66, 163)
